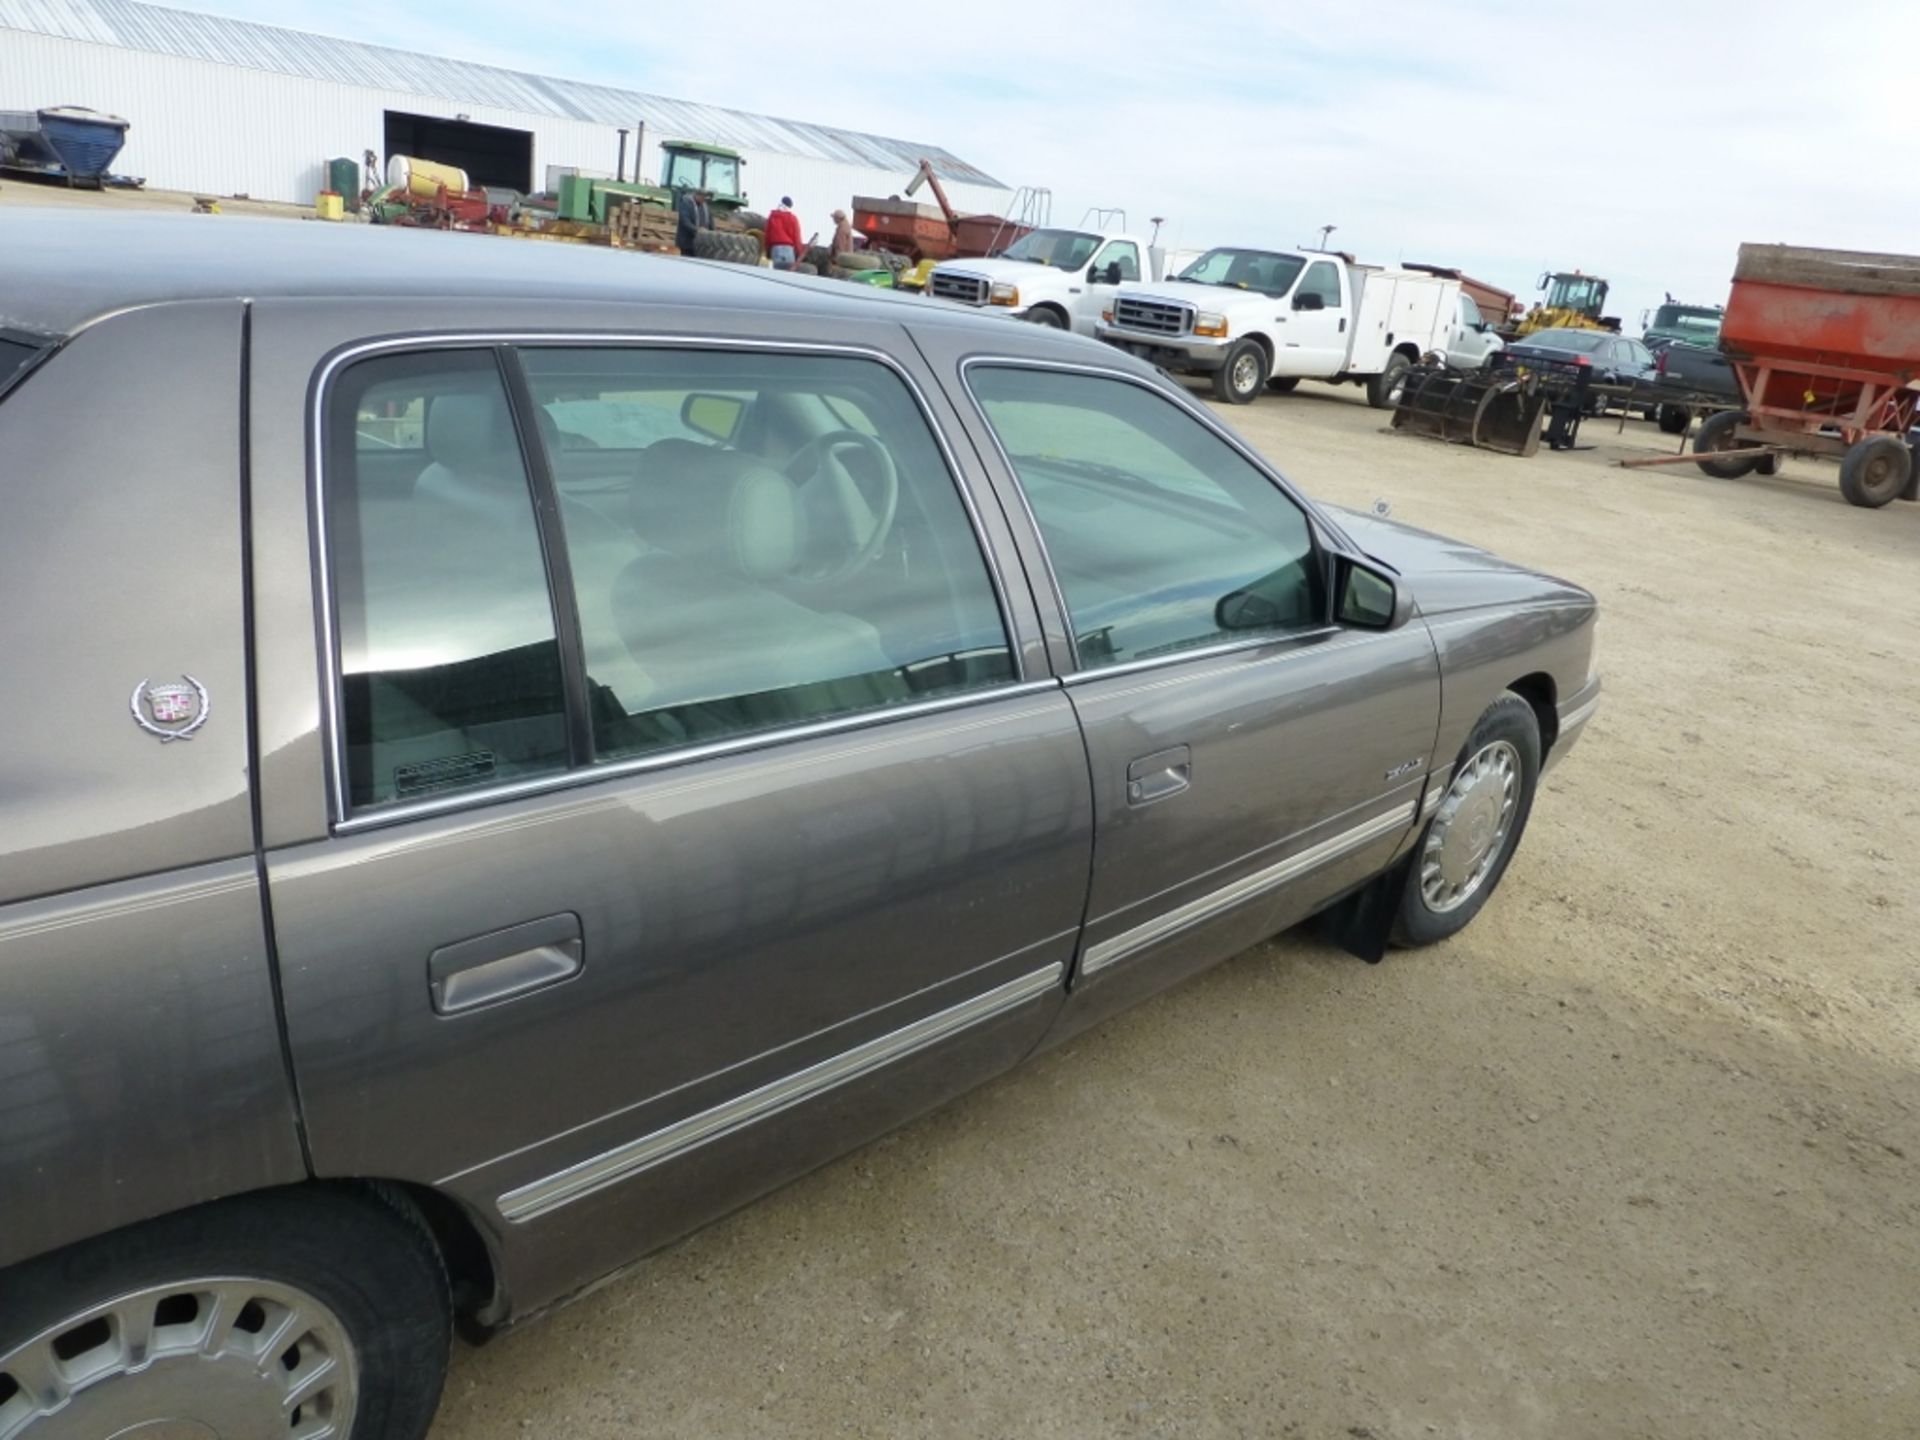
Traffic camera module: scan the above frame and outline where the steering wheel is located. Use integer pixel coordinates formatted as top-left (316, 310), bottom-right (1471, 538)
top-left (783, 429), bottom-right (900, 583)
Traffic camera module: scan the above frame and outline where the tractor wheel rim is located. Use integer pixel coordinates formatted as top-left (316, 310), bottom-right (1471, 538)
top-left (0, 1278), bottom-right (360, 1439)
top-left (1420, 740), bottom-right (1520, 914)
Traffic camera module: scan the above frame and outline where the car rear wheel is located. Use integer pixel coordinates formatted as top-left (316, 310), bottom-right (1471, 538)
top-left (1366, 352), bottom-right (1412, 410)
top-left (1392, 694), bottom-right (1541, 947)
top-left (0, 1188), bottom-right (450, 1440)
top-left (1693, 408), bottom-right (1759, 479)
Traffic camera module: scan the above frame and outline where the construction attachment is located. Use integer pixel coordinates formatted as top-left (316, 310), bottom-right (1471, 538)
top-left (1391, 365), bottom-right (1548, 457)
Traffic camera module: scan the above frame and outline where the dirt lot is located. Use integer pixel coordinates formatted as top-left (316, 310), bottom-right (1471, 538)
top-left (419, 382), bottom-right (1920, 1438)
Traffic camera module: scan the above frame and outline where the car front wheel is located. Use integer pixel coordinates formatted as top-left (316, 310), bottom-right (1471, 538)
top-left (1393, 693), bottom-right (1542, 946)
top-left (0, 1187), bottom-right (450, 1440)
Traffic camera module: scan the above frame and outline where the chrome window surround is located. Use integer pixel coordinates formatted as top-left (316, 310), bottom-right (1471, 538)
top-left (495, 961), bottom-right (1064, 1223)
top-left (310, 333), bottom-right (1034, 832)
top-left (1078, 802), bottom-right (1417, 980)
top-left (955, 355), bottom-right (1339, 682)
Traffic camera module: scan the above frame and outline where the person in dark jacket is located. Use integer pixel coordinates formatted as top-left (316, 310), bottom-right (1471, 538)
top-left (765, 197), bottom-right (802, 270)
top-left (675, 188), bottom-right (711, 255)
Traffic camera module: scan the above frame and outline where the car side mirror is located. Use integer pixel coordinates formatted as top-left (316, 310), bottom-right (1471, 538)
top-left (1293, 291), bottom-right (1325, 312)
top-left (1335, 554), bottom-right (1412, 630)
top-left (681, 392), bottom-right (745, 443)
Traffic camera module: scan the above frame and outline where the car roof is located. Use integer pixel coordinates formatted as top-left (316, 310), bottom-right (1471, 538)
top-left (0, 207), bottom-right (1117, 364)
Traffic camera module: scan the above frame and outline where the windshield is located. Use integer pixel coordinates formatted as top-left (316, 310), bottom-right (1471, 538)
top-left (1547, 275), bottom-right (1607, 312)
top-left (702, 154), bottom-right (740, 199)
top-left (1652, 305), bottom-right (1721, 336)
top-left (999, 229), bottom-right (1103, 269)
top-left (1176, 248), bottom-right (1307, 296)
top-left (1523, 330), bottom-right (1608, 353)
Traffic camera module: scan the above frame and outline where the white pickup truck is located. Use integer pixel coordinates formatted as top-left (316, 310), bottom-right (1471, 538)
top-left (925, 227), bottom-right (1172, 335)
top-left (1095, 246), bottom-right (1504, 405)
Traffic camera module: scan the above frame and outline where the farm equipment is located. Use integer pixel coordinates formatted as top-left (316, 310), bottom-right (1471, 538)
top-left (0, 105), bottom-right (128, 187)
top-left (1690, 244), bottom-right (1920, 507)
top-left (851, 159), bottom-right (1036, 265)
top-left (1391, 363), bottom-right (1554, 457)
top-left (1508, 270), bottom-right (1620, 338)
top-left (368, 155), bottom-right (500, 230)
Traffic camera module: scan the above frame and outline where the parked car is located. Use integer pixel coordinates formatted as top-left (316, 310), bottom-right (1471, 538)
top-left (1503, 327), bottom-right (1658, 414)
top-left (1096, 247), bottom-right (1503, 406)
top-left (0, 208), bottom-right (1599, 1440)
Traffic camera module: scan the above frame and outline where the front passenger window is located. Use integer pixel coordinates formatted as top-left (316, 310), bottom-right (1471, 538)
top-left (970, 367), bottom-right (1323, 670)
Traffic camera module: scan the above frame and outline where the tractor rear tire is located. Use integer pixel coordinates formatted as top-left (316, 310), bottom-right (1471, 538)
top-left (693, 228), bottom-right (761, 265)
top-left (735, 210), bottom-right (767, 233)
top-left (1367, 352), bottom-right (1412, 410)
top-left (835, 250), bottom-right (882, 270)
top-left (1838, 436), bottom-right (1912, 508)
top-left (1693, 409), bottom-right (1759, 479)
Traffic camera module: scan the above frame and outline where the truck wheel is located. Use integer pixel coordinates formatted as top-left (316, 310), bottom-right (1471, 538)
top-left (1024, 307), bottom-right (1066, 329)
top-left (1212, 340), bottom-right (1268, 404)
top-left (1392, 694), bottom-right (1541, 947)
top-left (1267, 376), bottom-right (1300, 394)
top-left (0, 1186), bottom-right (451, 1440)
top-left (1838, 436), bottom-right (1912, 507)
top-left (1366, 353), bottom-right (1412, 410)
top-left (1693, 409), bottom-right (1759, 479)
top-left (1657, 404), bottom-right (1691, 435)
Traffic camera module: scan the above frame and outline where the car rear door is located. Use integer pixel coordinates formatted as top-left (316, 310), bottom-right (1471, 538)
top-left (924, 344), bottom-right (1441, 1031)
top-left (248, 306), bottom-right (1091, 1308)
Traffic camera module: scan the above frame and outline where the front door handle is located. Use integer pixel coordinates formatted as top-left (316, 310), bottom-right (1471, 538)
top-left (429, 913), bottom-right (584, 1015)
top-left (1127, 745), bottom-right (1192, 806)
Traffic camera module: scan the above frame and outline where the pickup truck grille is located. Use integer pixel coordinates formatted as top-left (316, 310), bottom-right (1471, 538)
top-left (931, 272), bottom-right (988, 306)
top-left (1113, 296), bottom-right (1192, 337)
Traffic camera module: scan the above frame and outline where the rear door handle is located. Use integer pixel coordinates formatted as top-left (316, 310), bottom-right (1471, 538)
top-left (1127, 745), bottom-right (1192, 805)
top-left (429, 913), bottom-right (584, 1015)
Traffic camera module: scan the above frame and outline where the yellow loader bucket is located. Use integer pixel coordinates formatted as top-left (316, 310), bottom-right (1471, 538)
top-left (1391, 366), bottom-right (1546, 457)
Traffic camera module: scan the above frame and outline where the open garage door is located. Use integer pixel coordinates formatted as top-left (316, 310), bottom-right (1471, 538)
top-left (383, 111), bottom-right (532, 192)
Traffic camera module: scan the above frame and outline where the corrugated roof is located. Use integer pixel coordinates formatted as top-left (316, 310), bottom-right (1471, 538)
top-left (0, 0), bottom-right (1007, 187)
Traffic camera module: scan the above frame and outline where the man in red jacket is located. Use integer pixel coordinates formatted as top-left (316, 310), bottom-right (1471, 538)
top-left (766, 197), bottom-right (802, 270)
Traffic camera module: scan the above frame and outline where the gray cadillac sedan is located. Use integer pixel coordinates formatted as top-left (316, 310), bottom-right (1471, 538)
top-left (0, 210), bottom-right (1598, 1439)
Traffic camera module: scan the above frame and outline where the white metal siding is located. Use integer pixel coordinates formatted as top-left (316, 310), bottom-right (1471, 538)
top-left (0, 30), bottom-right (1019, 222)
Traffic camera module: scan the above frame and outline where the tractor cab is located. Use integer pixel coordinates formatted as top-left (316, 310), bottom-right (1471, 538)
top-left (1542, 271), bottom-right (1609, 320)
top-left (660, 140), bottom-right (748, 212)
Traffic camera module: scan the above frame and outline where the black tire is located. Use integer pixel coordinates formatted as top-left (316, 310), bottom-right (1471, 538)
top-left (1366, 352), bottom-right (1412, 410)
top-left (1392, 694), bottom-right (1542, 948)
top-left (794, 262), bottom-right (818, 275)
top-left (1838, 435), bottom-right (1912, 507)
top-left (1756, 448), bottom-right (1785, 476)
top-left (1267, 376), bottom-right (1301, 394)
top-left (1023, 306), bottom-right (1067, 329)
top-left (1211, 339), bottom-right (1268, 404)
top-left (803, 244), bottom-right (832, 272)
top-left (734, 210), bottom-right (767, 233)
top-left (834, 249), bottom-right (882, 271)
top-left (1657, 404), bottom-right (1691, 435)
top-left (0, 1186), bottom-right (451, 1440)
top-left (692, 228), bottom-right (760, 265)
top-left (1693, 408), bottom-right (1759, 478)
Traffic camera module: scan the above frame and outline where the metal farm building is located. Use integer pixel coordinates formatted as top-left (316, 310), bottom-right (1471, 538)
top-left (0, 0), bottom-right (1010, 228)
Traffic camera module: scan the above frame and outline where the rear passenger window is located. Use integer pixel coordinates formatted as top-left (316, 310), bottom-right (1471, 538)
top-left (326, 350), bottom-right (569, 809)
top-left (520, 347), bottom-right (1014, 761)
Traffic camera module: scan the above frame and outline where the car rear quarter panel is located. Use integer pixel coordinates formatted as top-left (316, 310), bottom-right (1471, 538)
top-left (0, 301), bottom-right (306, 1265)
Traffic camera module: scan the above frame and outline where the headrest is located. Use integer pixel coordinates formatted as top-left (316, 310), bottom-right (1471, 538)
top-left (425, 392), bottom-right (521, 476)
top-left (630, 443), bottom-right (804, 582)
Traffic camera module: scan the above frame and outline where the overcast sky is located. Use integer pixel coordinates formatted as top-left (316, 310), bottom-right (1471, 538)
top-left (210, 0), bottom-right (1891, 329)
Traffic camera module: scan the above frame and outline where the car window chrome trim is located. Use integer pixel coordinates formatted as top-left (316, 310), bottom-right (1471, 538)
top-left (495, 961), bottom-right (1065, 1223)
top-left (955, 355), bottom-right (1335, 677)
top-left (309, 331), bottom-right (1031, 831)
top-left (329, 680), bottom-right (1064, 835)
top-left (1060, 626), bottom-right (1352, 686)
top-left (1078, 802), bottom-right (1417, 980)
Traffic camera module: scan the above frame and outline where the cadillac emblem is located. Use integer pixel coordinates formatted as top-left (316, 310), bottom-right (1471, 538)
top-left (131, 675), bottom-right (210, 742)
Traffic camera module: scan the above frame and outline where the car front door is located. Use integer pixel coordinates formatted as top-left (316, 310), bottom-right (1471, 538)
top-left (1076, 239), bottom-right (1142, 334)
top-left (954, 359), bottom-right (1441, 1029)
top-left (1272, 258), bottom-right (1348, 377)
top-left (253, 321), bottom-right (1092, 1303)
top-left (1449, 293), bottom-right (1496, 369)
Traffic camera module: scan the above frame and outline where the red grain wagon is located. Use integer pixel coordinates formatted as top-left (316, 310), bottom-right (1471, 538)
top-left (1694, 244), bottom-right (1920, 507)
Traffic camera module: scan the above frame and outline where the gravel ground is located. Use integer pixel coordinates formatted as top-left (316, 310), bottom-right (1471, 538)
top-left (426, 382), bottom-right (1919, 1439)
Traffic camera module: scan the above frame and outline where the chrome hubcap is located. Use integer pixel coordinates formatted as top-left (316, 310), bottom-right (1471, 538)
top-left (1232, 353), bottom-right (1260, 393)
top-left (1420, 740), bottom-right (1520, 914)
top-left (0, 1279), bottom-right (359, 1440)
